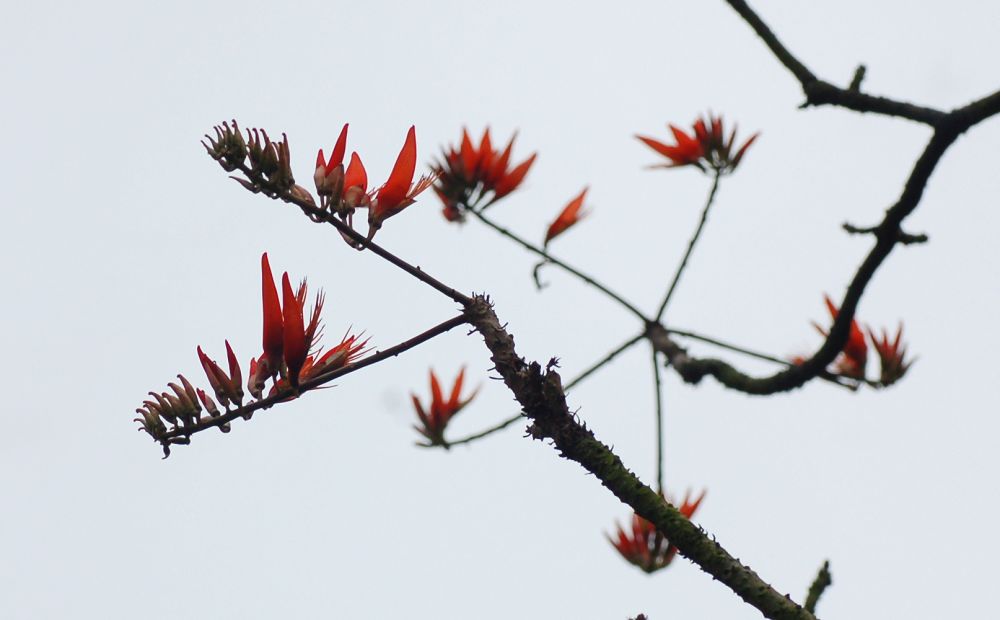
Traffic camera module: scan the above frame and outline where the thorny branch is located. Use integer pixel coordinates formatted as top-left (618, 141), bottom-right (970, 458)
top-left (466, 295), bottom-right (816, 620)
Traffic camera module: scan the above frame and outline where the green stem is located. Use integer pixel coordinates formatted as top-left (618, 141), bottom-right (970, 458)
top-left (470, 209), bottom-right (649, 323)
top-left (656, 170), bottom-right (722, 320)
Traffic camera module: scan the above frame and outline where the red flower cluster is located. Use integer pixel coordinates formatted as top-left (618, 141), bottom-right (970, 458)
top-left (249, 253), bottom-right (369, 395)
top-left (412, 368), bottom-right (479, 446)
top-left (135, 254), bottom-right (369, 448)
top-left (806, 296), bottom-right (913, 386)
top-left (608, 490), bottom-right (705, 573)
top-left (637, 113), bottom-right (758, 174)
top-left (544, 187), bottom-right (590, 245)
top-left (314, 124), bottom-right (436, 240)
top-left (433, 128), bottom-right (537, 222)
top-left (867, 323), bottom-right (913, 387)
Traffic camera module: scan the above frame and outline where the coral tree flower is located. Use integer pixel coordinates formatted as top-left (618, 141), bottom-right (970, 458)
top-left (314, 124), bottom-right (372, 214)
top-left (813, 295), bottom-right (869, 379)
top-left (608, 490), bottom-right (705, 574)
top-left (248, 252), bottom-right (366, 396)
top-left (412, 367), bottom-right (479, 446)
top-left (867, 323), bottom-right (913, 387)
top-left (368, 126), bottom-right (437, 238)
top-left (433, 127), bottom-right (537, 221)
top-left (544, 187), bottom-right (590, 245)
top-left (637, 113), bottom-right (758, 174)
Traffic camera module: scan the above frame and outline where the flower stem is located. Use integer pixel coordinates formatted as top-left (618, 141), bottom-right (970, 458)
top-left (437, 331), bottom-right (646, 447)
top-left (470, 209), bottom-right (649, 323)
top-left (651, 346), bottom-right (665, 493)
top-left (656, 170), bottom-right (722, 320)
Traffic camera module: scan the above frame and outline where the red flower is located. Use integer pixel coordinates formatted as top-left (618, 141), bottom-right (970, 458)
top-left (248, 253), bottom-right (337, 395)
top-left (412, 367), bottom-right (479, 446)
top-left (867, 323), bottom-right (913, 387)
top-left (314, 125), bottom-right (371, 215)
top-left (544, 187), bottom-right (590, 245)
top-left (433, 127), bottom-right (537, 221)
top-left (637, 113), bottom-right (758, 174)
top-left (368, 126), bottom-right (437, 238)
top-left (196, 340), bottom-right (245, 407)
top-left (813, 295), bottom-right (868, 379)
top-left (608, 490), bottom-right (705, 573)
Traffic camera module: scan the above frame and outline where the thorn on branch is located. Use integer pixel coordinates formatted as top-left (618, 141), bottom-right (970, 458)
top-left (842, 222), bottom-right (928, 245)
top-left (849, 64), bottom-right (867, 92)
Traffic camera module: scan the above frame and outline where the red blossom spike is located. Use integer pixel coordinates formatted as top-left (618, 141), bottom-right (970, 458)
top-left (260, 253), bottom-right (284, 375)
top-left (281, 272), bottom-right (308, 385)
top-left (197, 345), bottom-right (231, 407)
top-left (224, 340), bottom-right (244, 404)
top-left (545, 187), bottom-right (590, 244)
top-left (376, 125), bottom-right (418, 216)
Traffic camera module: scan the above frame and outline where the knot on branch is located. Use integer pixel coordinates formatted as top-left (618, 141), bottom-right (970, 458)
top-left (842, 222), bottom-right (929, 245)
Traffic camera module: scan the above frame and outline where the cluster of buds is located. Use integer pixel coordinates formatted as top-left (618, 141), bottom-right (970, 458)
top-left (313, 124), bottom-right (437, 242)
top-left (802, 295), bottom-right (913, 387)
top-left (607, 490), bottom-right (705, 573)
top-left (134, 360), bottom-right (238, 453)
top-left (203, 121), bottom-right (295, 195)
top-left (637, 113), bottom-right (758, 175)
top-left (411, 367), bottom-right (479, 446)
top-left (135, 253), bottom-right (370, 455)
top-left (432, 128), bottom-right (537, 222)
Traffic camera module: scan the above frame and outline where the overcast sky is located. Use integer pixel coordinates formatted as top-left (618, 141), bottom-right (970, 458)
top-left (3, 1), bottom-right (1000, 618)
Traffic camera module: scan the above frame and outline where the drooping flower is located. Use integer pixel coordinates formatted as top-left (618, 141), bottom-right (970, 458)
top-left (433, 127), bottom-right (537, 221)
top-left (368, 126), bottom-right (437, 238)
top-left (637, 113), bottom-right (758, 174)
top-left (813, 295), bottom-right (868, 379)
top-left (608, 490), bottom-right (705, 573)
top-left (867, 323), bottom-right (914, 387)
top-left (412, 367), bottom-right (479, 446)
top-left (544, 187), bottom-right (590, 245)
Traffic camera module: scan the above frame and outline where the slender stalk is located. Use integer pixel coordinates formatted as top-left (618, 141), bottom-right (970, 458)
top-left (565, 332), bottom-right (646, 391)
top-left (159, 313), bottom-right (469, 446)
top-left (237, 161), bottom-right (474, 307)
top-left (470, 209), bottom-right (649, 323)
top-left (651, 347), bottom-right (664, 493)
top-left (656, 171), bottom-right (721, 320)
top-left (438, 331), bottom-right (646, 447)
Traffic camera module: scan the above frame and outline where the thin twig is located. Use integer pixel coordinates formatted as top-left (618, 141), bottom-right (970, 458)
top-left (470, 209), bottom-right (649, 323)
top-left (651, 347), bottom-right (664, 493)
top-left (158, 313), bottom-right (469, 446)
top-left (804, 560), bottom-right (833, 614)
top-left (438, 331), bottom-right (646, 447)
top-left (234, 161), bottom-right (474, 307)
top-left (656, 170), bottom-right (722, 320)
top-left (722, 0), bottom-right (945, 125)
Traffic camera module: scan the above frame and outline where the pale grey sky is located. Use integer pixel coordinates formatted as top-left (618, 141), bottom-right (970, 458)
top-left (3, 1), bottom-right (999, 618)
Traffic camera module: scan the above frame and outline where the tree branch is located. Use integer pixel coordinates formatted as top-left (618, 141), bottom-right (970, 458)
top-left (466, 295), bottom-right (815, 620)
top-left (722, 0), bottom-right (946, 125)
